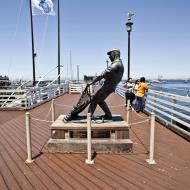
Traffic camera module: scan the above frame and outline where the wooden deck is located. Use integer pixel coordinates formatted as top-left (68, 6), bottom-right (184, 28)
top-left (0, 92), bottom-right (190, 190)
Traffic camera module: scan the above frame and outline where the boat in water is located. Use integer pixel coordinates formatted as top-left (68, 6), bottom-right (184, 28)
top-left (149, 79), bottom-right (165, 84)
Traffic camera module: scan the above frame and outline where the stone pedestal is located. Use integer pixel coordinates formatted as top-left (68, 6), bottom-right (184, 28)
top-left (47, 115), bottom-right (133, 153)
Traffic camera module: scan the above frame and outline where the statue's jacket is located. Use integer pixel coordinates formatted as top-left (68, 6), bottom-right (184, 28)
top-left (97, 58), bottom-right (124, 90)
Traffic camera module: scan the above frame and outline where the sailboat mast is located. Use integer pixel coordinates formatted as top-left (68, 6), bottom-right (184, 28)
top-left (58, 0), bottom-right (61, 85)
top-left (77, 65), bottom-right (79, 82)
top-left (29, 0), bottom-right (36, 86)
top-left (70, 50), bottom-right (73, 80)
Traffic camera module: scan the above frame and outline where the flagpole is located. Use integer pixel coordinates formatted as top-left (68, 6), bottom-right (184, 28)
top-left (29, 0), bottom-right (36, 86)
top-left (58, 0), bottom-right (61, 85)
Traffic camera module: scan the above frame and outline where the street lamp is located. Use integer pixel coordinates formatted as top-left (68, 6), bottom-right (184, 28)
top-left (125, 12), bottom-right (134, 79)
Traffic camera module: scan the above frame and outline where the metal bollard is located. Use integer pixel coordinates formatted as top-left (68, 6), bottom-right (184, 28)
top-left (126, 99), bottom-right (130, 125)
top-left (51, 99), bottom-right (55, 122)
top-left (85, 113), bottom-right (94, 165)
top-left (146, 112), bottom-right (156, 164)
top-left (25, 112), bottom-right (33, 163)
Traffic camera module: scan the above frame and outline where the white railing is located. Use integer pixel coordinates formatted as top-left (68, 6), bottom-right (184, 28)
top-left (0, 89), bottom-right (27, 109)
top-left (115, 85), bottom-right (126, 98)
top-left (0, 83), bottom-right (69, 110)
top-left (69, 83), bottom-right (85, 94)
top-left (116, 85), bottom-right (190, 140)
top-left (69, 83), bottom-right (93, 94)
top-left (145, 89), bottom-right (190, 139)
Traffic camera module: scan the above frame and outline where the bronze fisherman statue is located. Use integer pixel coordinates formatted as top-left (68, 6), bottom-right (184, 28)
top-left (64, 49), bottom-right (124, 121)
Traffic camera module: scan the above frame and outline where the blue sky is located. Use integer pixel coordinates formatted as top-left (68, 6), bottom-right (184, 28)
top-left (0, 0), bottom-right (190, 80)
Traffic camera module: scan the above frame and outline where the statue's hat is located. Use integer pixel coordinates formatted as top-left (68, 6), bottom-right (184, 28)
top-left (107, 49), bottom-right (120, 55)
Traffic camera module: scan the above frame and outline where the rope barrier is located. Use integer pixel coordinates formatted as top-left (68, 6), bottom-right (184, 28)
top-left (129, 119), bottom-right (150, 127)
top-left (109, 104), bottom-right (125, 108)
top-left (30, 116), bottom-right (53, 123)
top-left (28, 113), bottom-right (52, 157)
top-left (44, 104), bottom-right (52, 120)
top-left (125, 101), bottom-right (150, 156)
top-left (54, 103), bottom-right (73, 108)
top-left (131, 109), bottom-right (150, 119)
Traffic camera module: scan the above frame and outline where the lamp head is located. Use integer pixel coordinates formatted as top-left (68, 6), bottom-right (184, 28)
top-left (126, 20), bottom-right (133, 32)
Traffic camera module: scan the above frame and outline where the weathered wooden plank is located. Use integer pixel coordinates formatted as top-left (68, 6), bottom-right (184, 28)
top-left (0, 139), bottom-right (34, 190)
top-left (49, 154), bottom-right (103, 190)
top-left (0, 129), bottom-right (48, 190)
top-left (0, 173), bottom-right (9, 190)
top-left (58, 154), bottom-right (126, 190)
top-left (102, 155), bottom-right (179, 190)
top-left (0, 111), bottom-right (24, 125)
top-left (73, 154), bottom-right (137, 190)
top-left (0, 151), bottom-right (22, 190)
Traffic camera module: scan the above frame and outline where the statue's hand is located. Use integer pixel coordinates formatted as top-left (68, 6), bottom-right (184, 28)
top-left (86, 83), bottom-right (91, 88)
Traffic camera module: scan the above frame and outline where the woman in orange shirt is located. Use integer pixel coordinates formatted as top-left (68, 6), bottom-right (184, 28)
top-left (135, 77), bottom-right (148, 113)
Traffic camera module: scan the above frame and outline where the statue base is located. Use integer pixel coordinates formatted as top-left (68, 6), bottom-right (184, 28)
top-left (47, 115), bottom-right (133, 153)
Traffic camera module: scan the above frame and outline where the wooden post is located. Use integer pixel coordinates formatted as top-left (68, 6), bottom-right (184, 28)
top-left (126, 99), bottom-right (130, 125)
top-left (146, 112), bottom-right (156, 164)
top-left (51, 99), bottom-right (55, 122)
top-left (85, 113), bottom-right (94, 164)
top-left (25, 112), bottom-right (33, 163)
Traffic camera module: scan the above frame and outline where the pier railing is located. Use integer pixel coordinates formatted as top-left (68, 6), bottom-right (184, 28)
top-left (0, 83), bottom-right (69, 110)
top-left (69, 83), bottom-right (86, 94)
top-left (116, 85), bottom-right (190, 140)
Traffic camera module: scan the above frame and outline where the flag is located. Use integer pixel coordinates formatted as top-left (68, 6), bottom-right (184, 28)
top-left (32, 0), bottom-right (55, 15)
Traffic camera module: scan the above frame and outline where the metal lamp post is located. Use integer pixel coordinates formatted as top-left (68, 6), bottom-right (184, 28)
top-left (58, 0), bottom-right (61, 85)
top-left (125, 12), bottom-right (134, 79)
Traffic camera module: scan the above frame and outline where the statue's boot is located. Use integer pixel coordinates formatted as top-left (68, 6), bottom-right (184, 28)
top-left (103, 114), bottom-right (112, 120)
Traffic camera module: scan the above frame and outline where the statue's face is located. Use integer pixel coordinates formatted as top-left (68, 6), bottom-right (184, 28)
top-left (109, 52), bottom-right (115, 62)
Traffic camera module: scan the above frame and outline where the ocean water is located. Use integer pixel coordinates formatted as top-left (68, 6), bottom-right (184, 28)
top-left (149, 80), bottom-right (190, 97)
